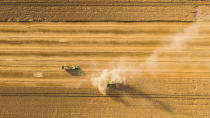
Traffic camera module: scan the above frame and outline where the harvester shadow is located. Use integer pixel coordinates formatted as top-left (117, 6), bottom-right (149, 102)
top-left (65, 68), bottom-right (86, 76)
top-left (106, 85), bottom-right (173, 114)
top-left (106, 87), bottom-right (130, 106)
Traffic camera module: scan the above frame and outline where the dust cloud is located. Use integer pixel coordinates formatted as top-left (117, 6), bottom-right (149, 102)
top-left (140, 22), bottom-right (199, 72)
top-left (91, 59), bottom-right (131, 94)
top-left (91, 15), bottom-right (210, 95)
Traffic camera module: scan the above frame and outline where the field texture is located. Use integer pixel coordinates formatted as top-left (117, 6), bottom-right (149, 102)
top-left (0, 0), bottom-right (210, 21)
top-left (0, 22), bottom-right (210, 118)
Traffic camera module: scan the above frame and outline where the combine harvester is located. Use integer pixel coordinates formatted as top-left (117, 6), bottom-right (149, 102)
top-left (62, 65), bottom-right (82, 76)
top-left (107, 80), bottom-right (124, 89)
top-left (62, 65), bottom-right (80, 70)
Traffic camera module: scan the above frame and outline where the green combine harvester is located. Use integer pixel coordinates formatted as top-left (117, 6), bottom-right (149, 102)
top-left (62, 65), bottom-right (79, 71)
top-left (61, 65), bottom-right (83, 76)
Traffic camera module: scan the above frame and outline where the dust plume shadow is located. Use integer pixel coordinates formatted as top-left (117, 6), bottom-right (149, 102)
top-left (106, 87), bottom-right (130, 106)
top-left (106, 85), bottom-right (174, 114)
top-left (123, 85), bottom-right (173, 114)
